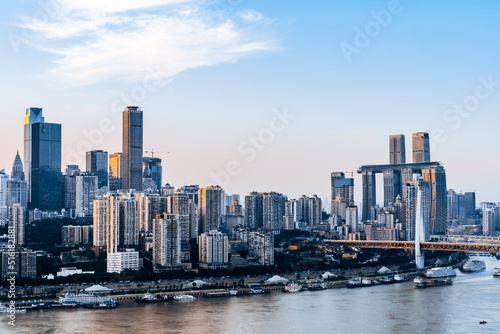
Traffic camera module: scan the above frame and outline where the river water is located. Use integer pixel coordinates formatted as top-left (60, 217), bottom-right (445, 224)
top-left (4, 257), bottom-right (500, 334)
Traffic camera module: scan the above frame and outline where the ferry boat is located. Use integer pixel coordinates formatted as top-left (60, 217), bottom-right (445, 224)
top-left (248, 287), bottom-right (270, 295)
top-left (284, 282), bottom-right (302, 293)
top-left (346, 278), bottom-right (363, 288)
top-left (492, 268), bottom-right (500, 277)
top-left (462, 260), bottom-right (486, 273)
top-left (414, 278), bottom-right (453, 289)
top-left (0, 304), bottom-right (26, 313)
top-left (59, 293), bottom-right (114, 306)
top-left (393, 275), bottom-right (408, 283)
top-left (173, 294), bottom-right (197, 301)
top-left (136, 293), bottom-right (172, 303)
top-left (425, 267), bottom-right (457, 278)
top-left (81, 301), bottom-right (117, 309)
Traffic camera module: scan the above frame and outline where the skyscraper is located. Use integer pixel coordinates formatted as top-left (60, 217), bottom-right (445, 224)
top-left (8, 204), bottom-right (25, 246)
top-left (262, 192), bottom-right (286, 231)
top-left (109, 153), bottom-right (123, 191)
top-left (421, 166), bottom-right (448, 234)
top-left (24, 108), bottom-right (64, 211)
top-left (198, 186), bottom-right (223, 234)
top-left (143, 157), bottom-right (162, 190)
top-left (86, 150), bottom-right (109, 190)
top-left (412, 132), bottom-right (431, 163)
top-left (153, 213), bottom-right (181, 271)
top-left (389, 134), bottom-right (406, 164)
top-left (465, 192), bottom-right (476, 219)
top-left (75, 172), bottom-right (98, 218)
top-left (169, 193), bottom-right (191, 262)
top-left (0, 170), bottom-right (9, 207)
top-left (122, 107), bottom-right (143, 191)
top-left (245, 192), bottom-right (263, 229)
top-left (405, 175), bottom-right (431, 242)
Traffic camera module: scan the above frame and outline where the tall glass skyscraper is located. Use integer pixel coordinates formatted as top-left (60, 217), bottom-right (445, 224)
top-left (86, 150), bottom-right (109, 190)
top-left (122, 107), bottom-right (143, 191)
top-left (143, 157), bottom-right (162, 190)
top-left (23, 108), bottom-right (64, 211)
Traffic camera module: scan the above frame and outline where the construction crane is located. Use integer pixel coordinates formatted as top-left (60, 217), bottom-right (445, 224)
top-left (145, 148), bottom-right (169, 158)
top-left (345, 170), bottom-right (354, 178)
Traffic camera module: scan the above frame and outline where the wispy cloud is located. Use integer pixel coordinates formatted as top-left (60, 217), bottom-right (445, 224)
top-left (239, 9), bottom-right (265, 23)
top-left (19, 1), bottom-right (276, 85)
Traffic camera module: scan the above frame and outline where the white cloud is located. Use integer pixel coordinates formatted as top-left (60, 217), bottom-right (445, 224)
top-left (19, 1), bottom-right (276, 85)
top-left (239, 9), bottom-right (265, 23)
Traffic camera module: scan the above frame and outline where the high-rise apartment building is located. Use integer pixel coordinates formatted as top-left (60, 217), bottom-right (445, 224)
top-left (198, 186), bottom-right (223, 234)
top-left (122, 107), bottom-right (143, 191)
top-left (199, 230), bottom-right (229, 269)
top-left (0, 170), bottom-right (9, 207)
top-left (153, 214), bottom-right (181, 270)
top-left (405, 176), bottom-right (431, 242)
top-left (169, 193), bottom-right (191, 262)
top-left (262, 192), bottom-right (286, 231)
top-left (245, 192), bottom-right (263, 229)
top-left (390, 134), bottom-right (406, 164)
top-left (412, 132), bottom-right (431, 163)
top-left (8, 204), bottom-right (25, 246)
top-left (86, 150), bottom-right (109, 190)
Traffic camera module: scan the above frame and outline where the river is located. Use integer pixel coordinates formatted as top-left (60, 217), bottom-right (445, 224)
top-left (4, 256), bottom-right (500, 333)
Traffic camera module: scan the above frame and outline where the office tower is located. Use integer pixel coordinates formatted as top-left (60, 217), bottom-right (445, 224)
top-left (422, 166), bottom-right (447, 234)
top-left (75, 172), bottom-right (98, 218)
top-left (412, 132), bottom-right (431, 163)
top-left (0, 170), bottom-right (9, 207)
top-left (153, 213), bottom-right (181, 270)
top-left (345, 205), bottom-right (358, 233)
top-left (86, 150), bottom-right (109, 190)
top-left (457, 193), bottom-right (466, 218)
top-left (138, 194), bottom-right (168, 233)
top-left (198, 186), bottom-right (223, 234)
top-left (64, 165), bottom-right (80, 216)
top-left (331, 172), bottom-right (354, 220)
top-left (465, 192), bottom-right (476, 219)
top-left (143, 157), bottom-right (162, 190)
top-left (262, 192), bottom-right (286, 231)
top-left (447, 189), bottom-right (458, 221)
top-left (389, 134), bottom-right (406, 164)
top-left (169, 193), bottom-right (191, 262)
top-left (405, 176), bottom-right (431, 241)
top-left (199, 230), bottom-right (229, 269)
top-left (122, 106), bottom-right (143, 191)
top-left (245, 192), bottom-right (263, 229)
top-left (383, 169), bottom-right (402, 207)
top-left (361, 171), bottom-right (376, 221)
top-left (109, 153), bottom-right (123, 191)
top-left (24, 108), bottom-right (64, 211)
top-left (7, 153), bottom-right (28, 209)
top-left (8, 204), bottom-right (25, 246)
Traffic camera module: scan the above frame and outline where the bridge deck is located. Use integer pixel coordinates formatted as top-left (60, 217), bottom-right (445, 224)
top-left (327, 240), bottom-right (500, 253)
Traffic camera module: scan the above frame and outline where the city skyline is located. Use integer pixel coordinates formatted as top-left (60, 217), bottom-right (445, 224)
top-left (1, 1), bottom-right (500, 204)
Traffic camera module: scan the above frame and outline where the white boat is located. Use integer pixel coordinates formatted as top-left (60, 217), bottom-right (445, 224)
top-left (425, 267), bottom-right (457, 278)
top-left (462, 260), bottom-right (486, 272)
top-left (284, 282), bottom-right (302, 293)
top-left (59, 293), bottom-right (113, 305)
top-left (393, 275), bottom-right (408, 282)
top-left (493, 268), bottom-right (500, 277)
top-left (173, 294), bottom-right (197, 301)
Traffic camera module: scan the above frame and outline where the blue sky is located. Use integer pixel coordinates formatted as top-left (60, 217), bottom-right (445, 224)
top-left (0, 0), bottom-right (499, 205)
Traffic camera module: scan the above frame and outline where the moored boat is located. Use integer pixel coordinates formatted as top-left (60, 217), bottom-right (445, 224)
top-left (284, 282), bottom-right (302, 293)
top-left (425, 267), bottom-right (457, 278)
top-left (462, 260), bottom-right (486, 273)
top-left (173, 294), bottom-right (197, 301)
top-left (346, 278), bottom-right (363, 288)
top-left (414, 278), bottom-right (453, 289)
top-left (492, 268), bottom-right (500, 277)
top-left (136, 293), bottom-right (172, 303)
